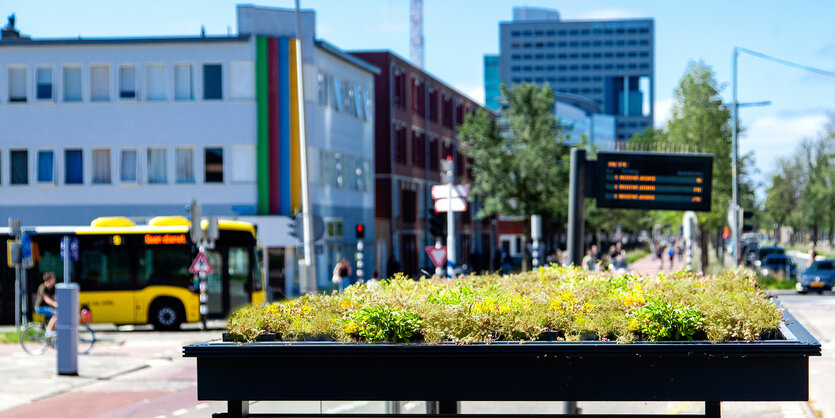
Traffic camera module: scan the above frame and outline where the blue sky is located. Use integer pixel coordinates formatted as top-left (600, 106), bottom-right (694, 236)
top-left (4, 0), bottom-right (835, 190)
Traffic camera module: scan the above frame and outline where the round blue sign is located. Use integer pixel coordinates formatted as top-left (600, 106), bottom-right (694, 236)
top-left (20, 233), bottom-right (32, 259)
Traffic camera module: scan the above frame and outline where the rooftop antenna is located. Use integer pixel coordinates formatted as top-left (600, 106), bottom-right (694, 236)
top-left (409, 0), bottom-right (424, 68)
top-left (200, 25), bottom-right (206, 37)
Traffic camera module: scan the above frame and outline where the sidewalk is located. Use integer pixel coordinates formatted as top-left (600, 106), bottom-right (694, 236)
top-left (629, 251), bottom-right (688, 274)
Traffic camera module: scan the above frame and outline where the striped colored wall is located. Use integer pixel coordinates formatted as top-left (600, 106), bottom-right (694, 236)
top-left (256, 36), bottom-right (303, 216)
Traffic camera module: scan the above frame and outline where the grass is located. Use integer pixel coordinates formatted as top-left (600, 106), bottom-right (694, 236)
top-left (626, 248), bottom-right (650, 264)
top-left (227, 266), bottom-right (782, 344)
top-left (0, 331), bottom-right (18, 344)
top-left (756, 277), bottom-right (796, 290)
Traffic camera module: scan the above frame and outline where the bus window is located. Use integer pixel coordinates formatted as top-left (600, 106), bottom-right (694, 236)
top-left (229, 247), bottom-right (250, 309)
top-left (137, 246), bottom-right (192, 288)
top-left (79, 242), bottom-right (131, 290)
top-left (206, 250), bottom-right (223, 316)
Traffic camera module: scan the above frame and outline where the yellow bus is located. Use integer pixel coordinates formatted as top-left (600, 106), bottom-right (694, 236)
top-left (1, 216), bottom-right (265, 330)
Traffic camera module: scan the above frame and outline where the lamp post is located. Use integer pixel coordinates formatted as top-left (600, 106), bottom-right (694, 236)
top-left (731, 47), bottom-right (771, 267)
top-left (730, 46), bottom-right (835, 267)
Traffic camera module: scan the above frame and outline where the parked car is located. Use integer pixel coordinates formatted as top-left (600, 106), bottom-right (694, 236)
top-left (796, 259), bottom-right (835, 294)
top-left (754, 246), bottom-right (785, 269)
top-left (760, 254), bottom-right (797, 280)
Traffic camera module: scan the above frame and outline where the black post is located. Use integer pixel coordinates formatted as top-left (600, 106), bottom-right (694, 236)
top-left (705, 401), bottom-right (721, 418)
top-left (438, 400), bottom-right (459, 414)
top-left (567, 148), bottom-right (586, 267)
top-left (227, 400), bottom-right (249, 418)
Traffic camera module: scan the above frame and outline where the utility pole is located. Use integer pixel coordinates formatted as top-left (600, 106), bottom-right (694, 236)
top-left (443, 156), bottom-right (456, 277)
top-left (295, 0), bottom-right (317, 293)
top-left (731, 47), bottom-right (740, 268)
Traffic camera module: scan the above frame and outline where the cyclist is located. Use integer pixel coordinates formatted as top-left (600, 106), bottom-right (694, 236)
top-left (35, 272), bottom-right (58, 336)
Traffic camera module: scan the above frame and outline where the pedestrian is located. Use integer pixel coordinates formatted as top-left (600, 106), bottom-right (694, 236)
top-left (808, 243), bottom-right (817, 269)
top-left (332, 258), bottom-right (352, 293)
top-left (582, 248), bottom-right (595, 271)
top-left (385, 253), bottom-right (400, 278)
top-left (668, 246), bottom-right (675, 270)
top-left (501, 251), bottom-right (513, 274)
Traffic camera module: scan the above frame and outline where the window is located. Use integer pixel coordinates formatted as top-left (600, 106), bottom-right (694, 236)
top-left (147, 148), bottom-right (167, 184)
top-left (63, 66), bottom-right (82, 102)
top-left (394, 127), bottom-right (407, 164)
top-left (37, 150), bottom-right (54, 184)
top-left (174, 64), bottom-right (193, 100)
top-left (10, 150), bottom-right (28, 185)
top-left (317, 71), bottom-right (328, 106)
top-left (65, 149), bottom-right (83, 184)
top-left (8, 67), bottom-right (27, 103)
top-left (120, 149), bottom-right (137, 183)
top-left (204, 147), bottom-right (223, 183)
top-left (137, 244), bottom-right (192, 289)
top-left (146, 63), bottom-right (166, 101)
top-left (231, 145), bottom-right (255, 183)
top-left (119, 65), bottom-right (137, 99)
top-left (175, 147), bottom-right (194, 184)
top-left (79, 237), bottom-right (133, 291)
top-left (36, 67), bottom-right (53, 100)
top-left (92, 148), bottom-right (111, 184)
top-left (230, 62), bottom-right (254, 99)
top-left (90, 65), bottom-right (110, 101)
top-left (326, 220), bottom-right (344, 239)
top-left (203, 64), bottom-right (222, 100)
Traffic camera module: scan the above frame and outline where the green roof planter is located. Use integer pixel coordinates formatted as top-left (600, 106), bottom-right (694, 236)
top-left (183, 268), bottom-right (820, 418)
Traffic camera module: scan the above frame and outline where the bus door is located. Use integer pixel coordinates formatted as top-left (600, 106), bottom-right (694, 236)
top-left (227, 247), bottom-right (252, 311)
top-left (205, 250), bottom-right (224, 317)
top-left (78, 236), bottom-right (135, 324)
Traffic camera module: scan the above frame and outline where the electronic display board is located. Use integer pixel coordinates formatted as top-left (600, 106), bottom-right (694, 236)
top-left (595, 151), bottom-right (713, 212)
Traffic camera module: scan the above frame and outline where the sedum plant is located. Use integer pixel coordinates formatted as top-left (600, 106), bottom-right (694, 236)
top-left (227, 266), bottom-right (782, 344)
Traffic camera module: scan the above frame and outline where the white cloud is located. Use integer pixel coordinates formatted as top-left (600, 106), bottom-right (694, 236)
top-left (741, 113), bottom-right (829, 175)
top-left (574, 9), bottom-right (645, 20)
top-left (455, 83), bottom-right (485, 105)
top-left (654, 97), bottom-right (674, 129)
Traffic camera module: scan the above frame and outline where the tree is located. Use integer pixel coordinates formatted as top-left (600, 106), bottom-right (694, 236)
top-left (458, 83), bottom-right (570, 270)
top-left (651, 60), bottom-right (755, 271)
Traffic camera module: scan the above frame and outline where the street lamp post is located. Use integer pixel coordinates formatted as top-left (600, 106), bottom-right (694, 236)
top-left (731, 47), bottom-right (771, 267)
top-left (730, 46), bottom-right (835, 267)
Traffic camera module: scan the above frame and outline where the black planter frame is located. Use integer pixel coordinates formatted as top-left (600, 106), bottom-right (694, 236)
top-left (184, 308), bottom-right (819, 418)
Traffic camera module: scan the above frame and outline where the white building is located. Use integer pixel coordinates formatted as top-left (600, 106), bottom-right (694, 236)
top-left (0, 6), bottom-right (377, 297)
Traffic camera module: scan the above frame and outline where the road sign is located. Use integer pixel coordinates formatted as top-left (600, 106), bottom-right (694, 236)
top-left (60, 237), bottom-right (79, 262)
top-left (434, 197), bottom-right (467, 212)
top-left (425, 246), bottom-right (447, 268)
top-left (431, 184), bottom-right (470, 200)
top-left (20, 233), bottom-right (31, 259)
top-left (595, 151), bottom-right (713, 212)
top-left (189, 251), bottom-right (214, 274)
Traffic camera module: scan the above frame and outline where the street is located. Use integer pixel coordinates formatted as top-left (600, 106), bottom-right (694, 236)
top-left (0, 287), bottom-right (830, 417)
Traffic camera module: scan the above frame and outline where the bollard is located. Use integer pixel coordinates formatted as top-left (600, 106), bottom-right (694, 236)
top-left (56, 283), bottom-right (79, 376)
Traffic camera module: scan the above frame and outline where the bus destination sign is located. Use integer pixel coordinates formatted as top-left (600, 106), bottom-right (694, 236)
top-left (595, 151), bottom-right (713, 212)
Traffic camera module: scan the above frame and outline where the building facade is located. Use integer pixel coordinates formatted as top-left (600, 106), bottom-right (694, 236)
top-left (498, 6), bottom-right (654, 145)
top-left (0, 6), bottom-right (377, 296)
top-left (349, 51), bottom-right (493, 279)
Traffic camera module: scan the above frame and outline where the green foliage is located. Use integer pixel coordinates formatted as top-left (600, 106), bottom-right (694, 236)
top-left (345, 306), bottom-right (422, 343)
top-left (632, 299), bottom-right (704, 342)
top-left (227, 267), bottom-right (782, 344)
top-left (0, 331), bottom-right (18, 344)
top-left (765, 119), bottom-right (834, 242)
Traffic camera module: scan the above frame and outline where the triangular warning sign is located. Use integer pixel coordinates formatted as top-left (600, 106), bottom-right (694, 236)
top-left (425, 246), bottom-right (447, 268)
top-left (189, 251), bottom-right (214, 274)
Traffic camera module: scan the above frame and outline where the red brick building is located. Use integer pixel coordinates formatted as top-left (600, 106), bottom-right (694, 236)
top-left (350, 51), bottom-right (495, 278)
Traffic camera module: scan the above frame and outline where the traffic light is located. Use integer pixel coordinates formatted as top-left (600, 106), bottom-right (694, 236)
top-left (428, 209), bottom-right (444, 238)
top-left (356, 223), bottom-right (365, 240)
top-left (742, 210), bottom-right (754, 233)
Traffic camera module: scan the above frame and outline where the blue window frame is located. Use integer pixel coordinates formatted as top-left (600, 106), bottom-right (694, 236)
top-left (38, 150), bottom-right (54, 183)
top-left (65, 149), bottom-right (83, 184)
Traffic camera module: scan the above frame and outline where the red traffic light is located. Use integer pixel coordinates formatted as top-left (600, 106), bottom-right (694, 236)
top-left (356, 224), bottom-right (365, 239)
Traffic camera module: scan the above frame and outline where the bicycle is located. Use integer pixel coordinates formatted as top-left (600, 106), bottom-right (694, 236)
top-left (20, 307), bottom-right (96, 356)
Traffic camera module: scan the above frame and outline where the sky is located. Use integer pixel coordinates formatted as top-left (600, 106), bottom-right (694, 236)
top-left (3, 0), bottom-right (835, 196)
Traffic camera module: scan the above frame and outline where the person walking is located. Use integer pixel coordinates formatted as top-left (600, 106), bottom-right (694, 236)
top-left (332, 258), bottom-right (352, 293)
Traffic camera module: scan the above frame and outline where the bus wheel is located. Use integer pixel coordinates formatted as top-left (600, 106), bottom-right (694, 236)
top-left (150, 298), bottom-right (184, 331)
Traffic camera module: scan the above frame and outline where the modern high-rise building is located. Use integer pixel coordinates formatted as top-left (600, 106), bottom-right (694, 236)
top-left (497, 6), bottom-right (654, 145)
top-left (483, 54), bottom-right (501, 111)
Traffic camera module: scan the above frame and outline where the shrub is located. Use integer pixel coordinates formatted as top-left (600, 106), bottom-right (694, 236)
top-left (226, 266), bottom-right (782, 344)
